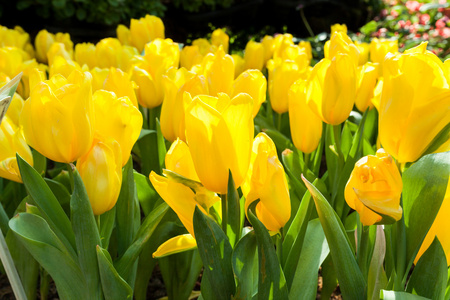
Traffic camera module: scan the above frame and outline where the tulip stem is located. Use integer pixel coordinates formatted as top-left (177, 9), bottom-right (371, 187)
top-left (221, 194), bottom-right (227, 235)
top-left (66, 163), bottom-right (75, 193)
top-left (276, 232), bottom-right (283, 262)
top-left (277, 113), bottom-right (282, 132)
top-left (332, 125), bottom-right (342, 157)
top-left (148, 108), bottom-right (155, 130)
top-left (394, 212), bottom-right (407, 290)
top-left (304, 153), bottom-right (310, 173)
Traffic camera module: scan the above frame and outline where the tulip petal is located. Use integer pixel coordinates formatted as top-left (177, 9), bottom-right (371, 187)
top-left (152, 234), bottom-right (197, 258)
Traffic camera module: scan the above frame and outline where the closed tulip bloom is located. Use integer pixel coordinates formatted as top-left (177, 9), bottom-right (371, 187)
top-left (47, 42), bottom-right (73, 66)
top-left (261, 35), bottom-right (275, 63)
top-left (415, 178), bottom-right (450, 265)
top-left (289, 80), bottom-right (323, 154)
top-left (103, 67), bottom-right (138, 108)
top-left (330, 23), bottom-right (348, 34)
top-left (20, 70), bottom-right (94, 163)
top-left (131, 66), bottom-right (158, 108)
top-left (370, 38), bottom-right (398, 64)
top-left (242, 133), bottom-right (291, 232)
top-left (211, 28), bottom-right (229, 53)
top-left (355, 62), bottom-right (378, 112)
top-left (231, 69), bottom-right (267, 117)
top-left (130, 14), bottom-right (165, 53)
top-left (192, 38), bottom-right (214, 56)
top-left (185, 93), bottom-right (253, 194)
top-left (324, 31), bottom-right (359, 66)
top-left (74, 43), bottom-right (96, 69)
top-left (77, 138), bottom-right (122, 215)
top-left (92, 90), bottom-right (142, 165)
top-left (272, 34), bottom-right (294, 60)
top-left (116, 24), bottom-right (131, 46)
top-left (160, 68), bottom-right (207, 142)
top-left (95, 38), bottom-right (122, 69)
top-left (35, 29), bottom-right (55, 63)
top-left (200, 46), bottom-right (235, 95)
top-left (345, 148), bottom-right (403, 226)
top-left (356, 41), bottom-right (370, 65)
top-left (49, 56), bottom-right (81, 78)
top-left (165, 139), bottom-right (200, 181)
top-left (90, 67), bottom-right (109, 92)
top-left (0, 25), bottom-right (30, 51)
top-left (180, 45), bottom-right (204, 70)
top-left (0, 116), bottom-right (33, 183)
top-left (379, 43), bottom-right (450, 163)
top-left (267, 58), bottom-right (305, 114)
top-left (232, 54), bottom-right (245, 78)
top-left (306, 54), bottom-right (357, 125)
top-left (244, 40), bottom-right (264, 70)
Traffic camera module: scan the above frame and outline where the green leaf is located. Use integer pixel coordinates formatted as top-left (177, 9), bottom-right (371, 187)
top-left (360, 20), bottom-right (378, 35)
top-left (262, 129), bottom-right (294, 153)
top-left (31, 149), bottom-right (47, 176)
top-left (114, 202), bottom-right (168, 280)
top-left (281, 149), bottom-right (307, 199)
top-left (367, 226), bottom-right (388, 300)
top-left (302, 175), bottom-right (366, 299)
top-left (289, 218), bottom-right (329, 300)
top-left (226, 170), bottom-right (241, 247)
top-left (70, 168), bottom-right (102, 299)
top-left (380, 290), bottom-right (431, 300)
top-left (97, 246), bottom-right (133, 300)
top-left (17, 155), bottom-right (76, 258)
top-left (138, 129), bottom-right (156, 140)
top-left (233, 231), bottom-right (258, 300)
top-left (406, 237), bottom-right (447, 300)
top-left (99, 207), bottom-right (116, 250)
top-left (421, 122), bottom-right (450, 157)
top-left (9, 213), bottom-right (87, 300)
top-left (156, 118), bottom-right (166, 171)
top-left (44, 178), bottom-right (71, 215)
top-left (248, 208), bottom-right (289, 299)
top-left (134, 171), bottom-right (158, 215)
top-left (403, 152), bottom-right (450, 269)
top-left (193, 206), bottom-right (235, 300)
top-left (0, 72), bottom-right (21, 123)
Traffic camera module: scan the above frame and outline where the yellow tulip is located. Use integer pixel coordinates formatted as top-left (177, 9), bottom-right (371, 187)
top-left (47, 42), bottom-right (73, 66)
top-left (306, 54), bottom-right (357, 125)
top-left (92, 90), bottom-right (143, 165)
top-left (330, 23), bottom-right (348, 34)
top-left (267, 58), bottom-right (305, 114)
top-left (185, 93), bottom-right (253, 194)
top-left (74, 43), bottom-right (96, 69)
top-left (356, 41), bottom-right (370, 65)
top-left (244, 40), bottom-right (264, 71)
top-left (232, 54), bottom-right (245, 78)
top-left (355, 62), bottom-right (378, 112)
top-left (116, 24), bottom-right (131, 46)
top-left (34, 29), bottom-right (55, 63)
top-left (130, 14), bottom-right (165, 53)
top-left (261, 35), bottom-right (275, 63)
top-left (370, 38), bottom-right (398, 64)
top-left (153, 234), bottom-right (198, 258)
top-left (298, 41), bottom-right (313, 61)
top-left (103, 67), bottom-right (138, 108)
top-left (160, 68), bottom-right (207, 142)
top-left (77, 138), bottom-right (122, 215)
top-left (49, 56), bottom-right (81, 78)
top-left (211, 28), bottom-right (229, 53)
top-left (345, 149), bottom-right (402, 226)
top-left (289, 79), bottom-right (323, 154)
top-left (95, 38), bottom-right (122, 69)
top-left (5, 93), bottom-right (24, 127)
top-left (20, 70), bottom-right (94, 163)
top-left (231, 69), bottom-right (267, 117)
top-left (180, 45), bottom-right (204, 70)
top-left (0, 116), bottom-right (33, 183)
top-left (415, 178), bottom-right (450, 265)
top-left (165, 139), bottom-right (200, 181)
top-left (89, 67), bottom-right (110, 92)
top-left (200, 46), bottom-right (234, 95)
top-left (0, 25), bottom-right (31, 52)
top-left (242, 132), bottom-right (291, 232)
top-left (324, 31), bottom-right (359, 66)
top-left (378, 42), bottom-right (450, 163)
top-left (192, 38), bottom-right (214, 56)
top-left (272, 34), bottom-right (294, 60)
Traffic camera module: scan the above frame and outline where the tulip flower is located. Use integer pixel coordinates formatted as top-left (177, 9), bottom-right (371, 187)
top-left (244, 40), bottom-right (265, 70)
top-left (20, 70), bottom-right (94, 163)
top-left (356, 41), bottom-right (370, 65)
top-left (102, 67), bottom-right (138, 108)
top-left (415, 178), bottom-right (450, 265)
top-left (129, 14), bottom-right (165, 53)
top-left (344, 148), bottom-right (403, 226)
top-left (49, 56), bottom-right (81, 78)
top-left (77, 138), bottom-right (122, 215)
top-left (192, 38), bottom-right (214, 56)
top-left (261, 35), bottom-right (275, 63)
top-left (92, 90), bottom-right (143, 165)
top-left (34, 29), bottom-right (55, 63)
top-left (378, 42), bottom-right (450, 163)
top-left (47, 42), bottom-right (73, 66)
top-left (242, 132), bottom-right (291, 232)
top-left (298, 41), bottom-right (313, 61)
top-left (94, 38), bottom-right (122, 69)
top-left (355, 62), bottom-right (378, 112)
top-left (90, 67), bottom-right (110, 92)
top-left (116, 24), bottom-right (131, 46)
top-left (231, 69), bottom-right (267, 118)
top-left (306, 54), bottom-right (357, 125)
top-left (211, 28), bottom-right (229, 53)
top-left (74, 43), bottom-right (97, 69)
top-left (369, 38), bottom-right (398, 64)
top-left (324, 31), bottom-right (359, 67)
top-left (160, 68), bottom-right (207, 142)
top-left (180, 45), bottom-right (204, 70)
top-left (331, 23), bottom-right (348, 34)
top-left (200, 46), bottom-right (235, 96)
top-left (289, 79), bottom-right (323, 154)
top-left (0, 116), bottom-right (33, 183)
top-left (0, 25), bottom-right (32, 54)
top-left (164, 139), bottom-right (200, 182)
top-left (232, 54), bottom-right (245, 78)
top-left (185, 93), bottom-right (253, 194)
top-left (267, 57), bottom-right (307, 114)
top-left (272, 34), bottom-right (294, 60)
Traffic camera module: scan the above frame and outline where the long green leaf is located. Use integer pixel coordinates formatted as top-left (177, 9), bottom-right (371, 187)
top-left (9, 213), bottom-right (86, 300)
top-left (193, 206), bottom-right (235, 300)
top-left (302, 175), bottom-right (366, 299)
top-left (403, 152), bottom-right (450, 268)
top-left (16, 155), bottom-right (76, 258)
top-left (289, 219), bottom-right (329, 300)
top-left (233, 231), bottom-right (258, 300)
top-left (156, 118), bottom-right (166, 171)
top-left (381, 290), bottom-right (431, 300)
top-left (248, 208), bottom-right (289, 299)
top-left (406, 237), bottom-right (447, 300)
top-left (226, 170), bottom-right (241, 247)
top-left (134, 171), bottom-right (158, 215)
top-left (367, 226), bottom-right (388, 300)
top-left (97, 246), bottom-right (133, 300)
top-left (70, 168), bottom-right (102, 299)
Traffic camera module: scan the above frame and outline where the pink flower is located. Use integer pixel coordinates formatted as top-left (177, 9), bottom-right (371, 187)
top-left (390, 10), bottom-right (399, 18)
top-left (422, 33), bottom-right (429, 39)
top-left (438, 27), bottom-right (450, 38)
top-left (436, 17), bottom-right (449, 29)
top-left (419, 14), bottom-right (430, 25)
top-left (405, 1), bottom-right (422, 12)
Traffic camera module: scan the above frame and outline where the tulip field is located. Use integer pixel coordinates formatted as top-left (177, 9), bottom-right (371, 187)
top-left (0, 1), bottom-right (449, 299)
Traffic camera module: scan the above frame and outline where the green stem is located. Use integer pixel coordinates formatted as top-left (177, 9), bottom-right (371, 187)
top-left (332, 124), bottom-right (342, 158)
top-left (221, 194), bottom-right (227, 235)
top-left (66, 163), bottom-right (75, 193)
top-left (277, 112), bottom-right (282, 132)
top-left (95, 215), bottom-right (101, 230)
top-left (356, 223), bottom-right (370, 281)
top-left (148, 107), bottom-right (155, 130)
top-left (276, 232), bottom-right (283, 263)
top-left (300, 7), bottom-right (315, 37)
top-left (40, 269), bottom-right (50, 300)
top-left (394, 207), bottom-right (406, 290)
top-left (304, 152), bottom-right (310, 173)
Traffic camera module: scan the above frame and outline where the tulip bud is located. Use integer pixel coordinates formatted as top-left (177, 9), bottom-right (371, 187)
top-left (345, 149), bottom-right (403, 226)
top-left (180, 45), bottom-right (204, 70)
top-left (201, 46), bottom-right (235, 96)
top-left (35, 29), bottom-right (55, 64)
top-left (331, 23), bottom-right (348, 34)
top-left (324, 31), bottom-right (359, 67)
top-left (244, 40), bottom-right (264, 71)
top-left (20, 70), bottom-right (94, 163)
top-left (370, 38), bottom-right (398, 64)
top-left (211, 28), bottom-right (229, 53)
top-left (355, 62), bottom-right (379, 112)
top-left (261, 35), bottom-right (275, 63)
top-left (77, 138), bottom-right (122, 215)
top-left (116, 24), bottom-right (131, 46)
top-left (356, 41), bottom-right (370, 65)
top-left (0, 116), bottom-right (34, 183)
top-left (92, 90), bottom-right (142, 165)
top-left (185, 93), bottom-right (253, 194)
top-left (289, 79), bottom-right (323, 154)
top-left (103, 67), bottom-right (138, 108)
top-left (130, 14), bottom-right (165, 53)
top-left (49, 56), bottom-right (81, 78)
top-left (231, 69), bottom-right (267, 118)
top-left (242, 133), bottom-right (291, 232)
top-left (74, 43), bottom-right (96, 69)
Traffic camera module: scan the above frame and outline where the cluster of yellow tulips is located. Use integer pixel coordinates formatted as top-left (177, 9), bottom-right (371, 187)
top-left (0, 13), bottom-right (449, 299)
